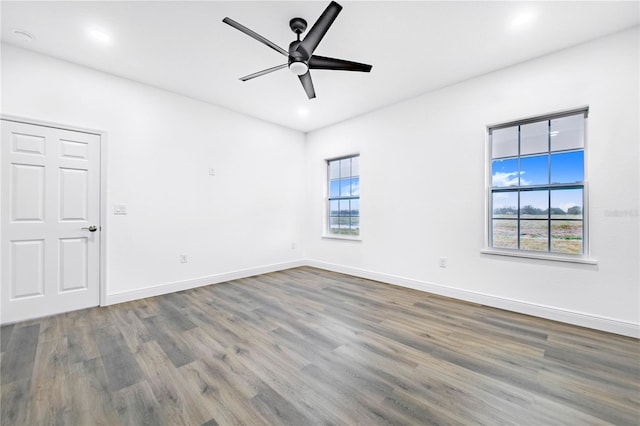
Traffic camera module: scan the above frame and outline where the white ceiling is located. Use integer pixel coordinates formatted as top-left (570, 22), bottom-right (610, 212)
top-left (2, 1), bottom-right (638, 132)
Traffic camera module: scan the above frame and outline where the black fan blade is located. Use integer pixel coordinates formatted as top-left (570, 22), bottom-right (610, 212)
top-left (309, 55), bottom-right (372, 72)
top-left (298, 72), bottom-right (316, 99)
top-left (297, 1), bottom-right (342, 57)
top-left (222, 17), bottom-right (288, 57)
top-left (240, 64), bottom-right (288, 81)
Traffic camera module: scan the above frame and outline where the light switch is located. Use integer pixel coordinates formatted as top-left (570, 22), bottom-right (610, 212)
top-left (113, 204), bottom-right (127, 215)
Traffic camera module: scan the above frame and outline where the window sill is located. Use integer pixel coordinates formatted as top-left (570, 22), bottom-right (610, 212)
top-left (481, 248), bottom-right (597, 265)
top-left (322, 235), bottom-right (362, 242)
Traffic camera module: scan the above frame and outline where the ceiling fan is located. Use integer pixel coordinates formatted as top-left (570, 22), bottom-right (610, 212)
top-left (222, 1), bottom-right (372, 99)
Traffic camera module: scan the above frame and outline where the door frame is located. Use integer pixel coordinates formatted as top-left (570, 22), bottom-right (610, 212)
top-left (1, 114), bottom-right (108, 308)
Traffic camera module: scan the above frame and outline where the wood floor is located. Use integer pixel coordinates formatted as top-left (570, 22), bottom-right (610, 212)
top-left (1, 267), bottom-right (639, 425)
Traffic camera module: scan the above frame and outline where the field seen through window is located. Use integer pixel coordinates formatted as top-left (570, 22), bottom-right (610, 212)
top-left (493, 206), bottom-right (582, 253)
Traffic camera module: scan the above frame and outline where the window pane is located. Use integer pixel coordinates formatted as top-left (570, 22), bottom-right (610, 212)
top-left (521, 120), bottom-right (548, 155)
top-left (520, 190), bottom-right (548, 219)
top-left (492, 126), bottom-right (518, 159)
top-left (329, 217), bottom-right (341, 234)
top-left (350, 199), bottom-right (360, 216)
top-left (329, 179), bottom-right (340, 198)
top-left (333, 217), bottom-right (347, 232)
top-left (340, 158), bottom-right (351, 178)
top-left (551, 220), bottom-right (583, 254)
top-left (339, 199), bottom-right (350, 215)
top-left (329, 160), bottom-right (340, 180)
top-left (492, 158), bottom-right (519, 187)
top-left (351, 176), bottom-right (360, 196)
top-left (492, 191), bottom-right (518, 218)
top-left (330, 216), bottom-right (357, 235)
top-left (350, 216), bottom-right (360, 233)
top-left (520, 154), bottom-right (548, 186)
top-left (551, 188), bottom-right (583, 219)
top-left (551, 114), bottom-right (584, 152)
top-left (339, 178), bottom-right (353, 196)
top-left (550, 150), bottom-right (584, 184)
top-left (492, 219), bottom-right (517, 249)
top-left (520, 220), bottom-right (549, 251)
top-left (329, 200), bottom-right (339, 216)
top-left (351, 156), bottom-right (360, 176)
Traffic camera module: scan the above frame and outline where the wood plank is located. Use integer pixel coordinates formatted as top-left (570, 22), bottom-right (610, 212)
top-left (95, 326), bottom-right (145, 392)
top-left (179, 360), bottom-right (268, 425)
top-left (0, 378), bottom-right (31, 425)
top-left (141, 315), bottom-right (195, 368)
top-left (109, 307), bottom-right (153, 353)
top-left (67, 358), bottom-right (123, 425)
top-left (1, 324), bottom-right (15, 352)
top-left (28, 337), bottom-right (71, 425)
top-left (249, 382), bottom-right (313, 425)
top-left (134, 341), bottom-right (209, 425)
top-left (111, 381), bottom-right (162, 426)
top-left (1, 324), bottom-right (40, 384)
top-left (66, 323), bottom-right (100, 364)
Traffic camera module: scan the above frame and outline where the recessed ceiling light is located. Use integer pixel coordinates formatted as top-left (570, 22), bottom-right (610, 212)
top-left (510, 11), bottom-right (535, 29)
top-left (87, 27), bottom-right (111, 43)
top-left (297, 107), bottom-right (309, 117)
top-left (11, 29), bottom-right (34, 42)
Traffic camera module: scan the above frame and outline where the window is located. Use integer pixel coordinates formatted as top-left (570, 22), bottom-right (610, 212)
top-left (488, 109), bottom-right (587, 256)
top-left (327, 155), bottom-right (360, 236)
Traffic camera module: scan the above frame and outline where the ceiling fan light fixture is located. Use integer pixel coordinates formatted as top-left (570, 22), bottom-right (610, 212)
top-left (289, 61), bottom-right (309, 76)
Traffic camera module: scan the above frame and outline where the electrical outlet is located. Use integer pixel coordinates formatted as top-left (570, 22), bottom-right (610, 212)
top-left (291, 242), bottom-right (297, 250)
top-left (180, 254), bottom-right (189, 264)
top-left (439, 257), bottom-right (447, 268)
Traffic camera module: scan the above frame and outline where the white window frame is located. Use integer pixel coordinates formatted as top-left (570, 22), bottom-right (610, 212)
top-left (323, 154), bottom-right (361, 241)
top-left (481, 107), bottom-right (596, 264)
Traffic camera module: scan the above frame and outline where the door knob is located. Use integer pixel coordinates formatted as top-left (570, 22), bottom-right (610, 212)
top-left (81, 225), bottom-right (98, 232)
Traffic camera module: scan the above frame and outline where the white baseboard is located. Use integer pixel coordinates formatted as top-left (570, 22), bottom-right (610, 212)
top-left (104, 260), bottom-right (306, 306)
top-left (305, 260), bottom-right (640, 339)
top-left (104, 258), bottom-right (638, 338)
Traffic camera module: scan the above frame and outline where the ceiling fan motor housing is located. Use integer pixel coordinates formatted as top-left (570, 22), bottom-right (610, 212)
top-left (288, 40), bottom-right (309, 75)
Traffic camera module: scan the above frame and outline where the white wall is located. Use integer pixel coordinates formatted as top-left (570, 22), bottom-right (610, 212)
top-left (304, 28), bottom-right (639, 336)
top-left (2, 28), bottom-right (638, 337)
top-left (1, 44), bottom-right (306, 301)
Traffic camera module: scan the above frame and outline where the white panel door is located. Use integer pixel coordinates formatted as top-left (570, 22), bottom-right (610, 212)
top-left (1, 119), bottom-right (101, 323)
